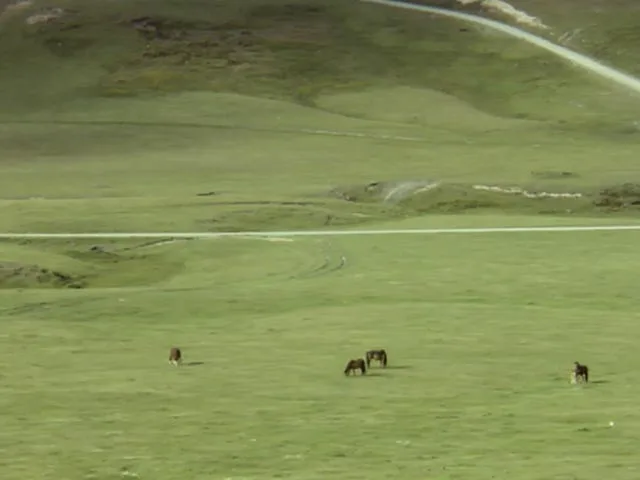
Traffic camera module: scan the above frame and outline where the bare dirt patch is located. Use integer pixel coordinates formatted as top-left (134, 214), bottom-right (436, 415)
top-left (413, 0), bottom-right (549, 29)
top-left (456, 0), bottom-right (549, 29)
top-left (331, 180), bottom-right (439, 204)
top-left (25, 7), bottom-right (64, 25)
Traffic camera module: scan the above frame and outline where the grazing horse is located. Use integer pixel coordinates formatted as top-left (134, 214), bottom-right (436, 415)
top-left (365, 349), bottom-right (388, 368)
top-left (169, 347), bottom-right (182, 366)
top-left (344, 358), bottom-right (366, 376)
top-left (571, 361), bottom-right (589, 383)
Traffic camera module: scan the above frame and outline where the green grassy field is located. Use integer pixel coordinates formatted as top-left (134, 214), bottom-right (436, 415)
top-left (3, 232), bottom-right (640, 480)
top-left (2, 0), bottom-right (640, 478)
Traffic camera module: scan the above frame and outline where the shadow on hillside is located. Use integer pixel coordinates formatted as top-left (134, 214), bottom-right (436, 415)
top-left (185, 361), bottom-right (205, 367)
top-left (589, 380), bottom-right (609, 385)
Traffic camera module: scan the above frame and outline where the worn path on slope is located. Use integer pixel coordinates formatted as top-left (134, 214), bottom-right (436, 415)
top-left (362, 0), bottom-right (640, 95)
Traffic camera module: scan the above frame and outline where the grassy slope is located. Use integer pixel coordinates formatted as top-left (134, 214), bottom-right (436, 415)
top-left (2, 1), bottom-right (640, 479)
top-left (434, 0), bottom-right (640, 77)
top-left (1, 0), bottom-right (640, 231)
top-left (1, 0), bottom-right (638, 121)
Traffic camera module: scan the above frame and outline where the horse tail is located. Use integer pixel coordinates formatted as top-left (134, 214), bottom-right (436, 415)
top-left (361, 360), bottom-right (366, 375)
top-left (382, 350), bottom-right (388, 367)
top-left (584, 366), bottom-right (589, 382)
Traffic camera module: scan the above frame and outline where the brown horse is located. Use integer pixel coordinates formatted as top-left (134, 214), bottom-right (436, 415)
top-left (169, 347), bottom-right (182, 366)
top-left (344, 358), bottom-right (366, 376)
top-left (365, 349), bottom-right (388, 368)
top-left (572, 361), bottom-right (589, 383)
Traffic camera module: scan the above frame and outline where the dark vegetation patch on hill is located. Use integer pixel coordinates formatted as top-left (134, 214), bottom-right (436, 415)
top-left (594, 183), bottom-right (640, 210)
top-left (0, 261), bottom-right (84, 289)
top-left (201, 201), bottom-right (401, 232)
top-left (0, 240), bottom-right (183, 289)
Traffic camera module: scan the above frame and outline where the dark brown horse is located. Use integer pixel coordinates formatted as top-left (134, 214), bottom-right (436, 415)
top-left (344, 358), bottom-right (366, 376)
top-left (365, 349), bottom-right (388, 368)
top-left (572, 361), bottom-right (589, 383)
top-left (169, 347), bottom-right (182, 366)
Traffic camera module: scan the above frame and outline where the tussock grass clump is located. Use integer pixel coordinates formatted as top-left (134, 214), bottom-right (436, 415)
top-left (594, 183), bottom-right (640, 210)
top-left (0, 261), bottom-right (84, 289)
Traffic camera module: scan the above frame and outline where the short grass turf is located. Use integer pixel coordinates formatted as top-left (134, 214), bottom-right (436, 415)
top-left (2, 0), bottom-right (640, 478)
top-left (2, 231), bottom-right (640, 480)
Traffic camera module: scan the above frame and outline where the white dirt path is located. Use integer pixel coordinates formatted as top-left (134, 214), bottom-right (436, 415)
top-left (1, 225), bottom-right (640, 239)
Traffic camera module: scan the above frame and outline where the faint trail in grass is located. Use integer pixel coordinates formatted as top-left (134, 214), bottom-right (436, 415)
top-left (0, 119), bottom-right (426, 143)
top-left (119, 238), bottom-right (193, 251)
top-left (292, 241), bottom-right (348, 279)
